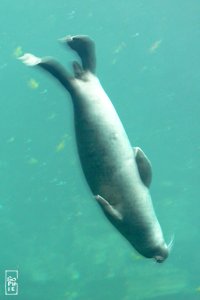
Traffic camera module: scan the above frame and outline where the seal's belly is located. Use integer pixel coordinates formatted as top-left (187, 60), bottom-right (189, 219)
top-left (73, 85), bottom-right (140, 198)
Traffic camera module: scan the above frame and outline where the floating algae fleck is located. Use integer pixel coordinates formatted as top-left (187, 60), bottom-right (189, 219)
top-left (56, 140), bottom-right (65, 152)
top-left (124, 265), bottom-right (189, 300)
top-left (149, 39), bottom-right (162, 53)
top-left (13, 46), bottom-right (23, 58)
top-left (56, 135), bottom-right (69, 152)
top-left (28, 78), bottom-right (39, 90)
top-left (64, 291), bottom-right (79, 299)
top-left (196, 286), bottom-right (200, 292)
top-left (27, 157), bottom-right (39, 165)
top-left (7, 136), bottom-right (15, 143)
top-left (47, 113), bottom-right (57, 121)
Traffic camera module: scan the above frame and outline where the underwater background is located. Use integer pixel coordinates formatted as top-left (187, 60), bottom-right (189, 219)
top-left (0, 0), bottom-right (200, 299)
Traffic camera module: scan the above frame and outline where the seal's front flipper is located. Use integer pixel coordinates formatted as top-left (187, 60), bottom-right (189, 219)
top-left (133, 147), bottom-right (152, 187)
top-left (95, 195), bottom-right (123, 221)
top-left (19, 54), bottom-right (74, 93)
top-left (60, 35), bottom-right (96, 74)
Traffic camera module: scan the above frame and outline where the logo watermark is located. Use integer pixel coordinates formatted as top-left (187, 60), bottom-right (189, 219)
top-left (5, 270), bottom-right (18, 295)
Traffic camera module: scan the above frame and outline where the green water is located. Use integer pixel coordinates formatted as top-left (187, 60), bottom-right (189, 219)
top-left (0, 0), bottom-right (200, 299)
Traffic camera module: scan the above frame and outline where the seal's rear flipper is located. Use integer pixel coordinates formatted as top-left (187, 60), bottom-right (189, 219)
top-left (19, 54), bottom-right (74, 93)
top-left (60, 35), bottom-right (96, 74)
top-left (18, 53), bottom-right (42, 66)
top-left (95, 195), bottom-right (123, 221)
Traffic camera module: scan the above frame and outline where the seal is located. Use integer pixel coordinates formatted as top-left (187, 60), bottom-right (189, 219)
top-left (19, 35), bottom-right (171, 262)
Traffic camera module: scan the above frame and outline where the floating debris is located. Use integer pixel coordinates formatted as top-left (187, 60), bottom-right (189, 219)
top-left (66, 10), bottom-right (76, 20)
top-left (160, 180), bottom-right (174, 188)
top-left (130, 252), bottom-right (142, 261)
top-left (7, 136), bottom-right (15, 143)
top-left (24, 138), bottom-right (32, 144)
top-left (64, 291), bottom-right (78, 299)
top-left (40, 89), bottom-right (48, 94)
top-left (112, 41), bottom-right (127, 65)
top-left (28, 78), bottom-right (39, 90)
top-left (0, 63), bottom-right (7, 70)
top-left (56, 139), bottom-right (65, 152)
top-left (47, 113), bottom-right (57, 121)
top-left (13, 46), bottom-right (23, 58)
top-left (56, 134), bottom-right (69, 152)
top-left (113, 41), bottom-right (127, 54)
top-left (149, 39), bottom-right (162, 53)
top-left (27, 157), bottom-right (39, 165)
top-left (131, 32), bottom-right (140, 38)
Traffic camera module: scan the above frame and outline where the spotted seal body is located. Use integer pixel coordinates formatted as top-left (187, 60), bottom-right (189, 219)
top-left (20, 35), bottom-right (170, 262)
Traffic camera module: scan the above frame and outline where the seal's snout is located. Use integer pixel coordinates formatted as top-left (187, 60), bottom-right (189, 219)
top-left (153, 235), bottom-right (174, 263)
top-left (153, 243), bottom-right (169, 263)
top-left (154, 255), bottom-right (166, 263)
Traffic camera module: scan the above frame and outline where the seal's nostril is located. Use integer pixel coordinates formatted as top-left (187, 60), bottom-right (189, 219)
top-left (154, 254), bottom-right (167, 263)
